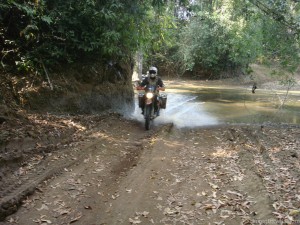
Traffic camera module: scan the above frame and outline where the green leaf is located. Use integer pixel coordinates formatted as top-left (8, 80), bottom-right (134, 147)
top-left (41, 15), bottom-right (52, 25)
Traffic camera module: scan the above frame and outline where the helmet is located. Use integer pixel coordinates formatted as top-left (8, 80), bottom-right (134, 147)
top-left (149, 66), bottom-right (157, 79)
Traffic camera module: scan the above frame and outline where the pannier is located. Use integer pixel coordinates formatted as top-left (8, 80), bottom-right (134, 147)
top-left (160, 94), bottom-right (167, 109)
top-left (138, 93), bottom-right (144, 108)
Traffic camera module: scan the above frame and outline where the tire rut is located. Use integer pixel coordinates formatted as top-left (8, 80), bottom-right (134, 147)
top-left (0, 118), bottom-right (166, 223)
top-left (0, 140), bottom-right (100, 220)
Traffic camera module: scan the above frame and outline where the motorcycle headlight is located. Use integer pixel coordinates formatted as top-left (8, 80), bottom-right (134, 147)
top-left (146, 92), bottom-right (154, 99)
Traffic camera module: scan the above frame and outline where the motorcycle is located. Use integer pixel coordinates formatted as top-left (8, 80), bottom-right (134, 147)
top-left (137, 85), bottom-right (167, 130)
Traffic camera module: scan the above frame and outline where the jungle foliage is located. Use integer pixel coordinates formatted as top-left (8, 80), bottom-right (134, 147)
top-left (0, 0), bottom-right (300, 77)
top-left (0, 0), bottom-right (181, 73)
top-left (176, 0), bottom-right (300, 76)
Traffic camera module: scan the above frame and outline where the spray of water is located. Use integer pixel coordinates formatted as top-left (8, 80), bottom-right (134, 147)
top-left (129, 93), bottom-right (219, 128)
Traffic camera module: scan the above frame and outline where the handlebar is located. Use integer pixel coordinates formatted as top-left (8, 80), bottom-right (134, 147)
top-left (136, 86), bottom-right (165, 91)
top-left (136, 86), bottom-right (145, 90)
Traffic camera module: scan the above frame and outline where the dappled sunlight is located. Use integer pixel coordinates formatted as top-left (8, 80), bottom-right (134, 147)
top-left (211, 147), bottom-right (235, 158)
top-left (62, 120), bottom-right (86, 131)
top-left (156, 139), bottom-right (184, 148)
top-left (90, 132), bottom-right (110, 139)
top-left (269, 146), bottom-right (282, 153)
top-left (90, 131), bottom-right (136, 145)
top-left (164, 88), bottom-right (198, 94)
top-left (165, 80), bottom-right (246, 91)
top-left (28, 114), bottom-right (87, 131)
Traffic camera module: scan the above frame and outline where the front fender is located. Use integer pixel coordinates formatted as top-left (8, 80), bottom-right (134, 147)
top-left (144, 104), bottom-right (153, 118)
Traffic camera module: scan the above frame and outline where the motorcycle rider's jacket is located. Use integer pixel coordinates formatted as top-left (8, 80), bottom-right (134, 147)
top-left (139, 76), bottom-right (164, 94)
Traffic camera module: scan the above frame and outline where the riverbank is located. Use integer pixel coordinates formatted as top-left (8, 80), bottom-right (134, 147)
top-left (165, 64), bottom-right (300, 92)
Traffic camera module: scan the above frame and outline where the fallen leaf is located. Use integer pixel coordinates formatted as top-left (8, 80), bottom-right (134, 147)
top-left (212, 191), bottom-right (217, 198)
top-left (70, 212), bottom-right (82, 223)
top-left (227, 190), bottom-right (243, 198)
top-left (289, 209), bottom-right (300, 216)
top-left (129, 217), bottom-right (142, 224)
top-left (164, 207), bottom-right (179, 215)
top-left (195, 203), bottom-right (202, 208)
top-left (209, 183), bottom-right (219, 189)
top-left (41, 219), bottom-right (52, 224)
top-left (37, 204), bottom-right (49, 211)
top-left (111, 194), bottom-right (119, 199)
top-left (202, 204), bottom-right (215, 210)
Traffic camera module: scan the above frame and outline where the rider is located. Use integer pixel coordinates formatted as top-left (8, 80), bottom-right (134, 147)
top-left (138, 66), bottom-right (165, 116)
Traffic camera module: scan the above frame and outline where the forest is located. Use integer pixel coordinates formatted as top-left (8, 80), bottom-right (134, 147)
top-left (1, 0), bottom-right (299, 78)
top-left (1, 1), bottom-right (300, 223)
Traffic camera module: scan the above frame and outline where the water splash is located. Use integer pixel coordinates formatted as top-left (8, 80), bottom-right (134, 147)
top-left (129, 93), bottom-right (219, 128)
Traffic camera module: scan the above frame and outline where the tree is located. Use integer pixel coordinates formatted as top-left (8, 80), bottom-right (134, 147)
top-left (1, 0), bottom-right (299, 78)
top-left (0, 0), bottom-right (179, 73)
top-left (174, 0), bottom-right (300, 76)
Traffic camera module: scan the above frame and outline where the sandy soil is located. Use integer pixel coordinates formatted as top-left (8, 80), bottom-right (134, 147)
top-left (1, 80), bottom-right (300, 225)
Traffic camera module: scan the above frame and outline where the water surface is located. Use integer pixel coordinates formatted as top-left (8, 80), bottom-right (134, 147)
top-left (131, 83), bottom-right (300, 128)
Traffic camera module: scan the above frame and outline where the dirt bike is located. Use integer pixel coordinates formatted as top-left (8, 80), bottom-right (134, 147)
top-left (137, 85), bottom-right (166, 130)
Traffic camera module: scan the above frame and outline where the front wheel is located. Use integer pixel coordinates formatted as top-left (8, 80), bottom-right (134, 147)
top-left (145, 116), bottom-right (151, 130)
top-left (144, 105), bottom-right (152, 130)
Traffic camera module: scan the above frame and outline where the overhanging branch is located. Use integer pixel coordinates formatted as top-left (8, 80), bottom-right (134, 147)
top-left (248, 0), bottom-right (300, 34)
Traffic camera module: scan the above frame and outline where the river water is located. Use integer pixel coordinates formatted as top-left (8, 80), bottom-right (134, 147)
top-left (130, 82), bottom-right (300, 128)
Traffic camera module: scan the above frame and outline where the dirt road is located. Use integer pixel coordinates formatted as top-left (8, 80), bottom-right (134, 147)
top-left (1, 112), bottom-right (299, 225)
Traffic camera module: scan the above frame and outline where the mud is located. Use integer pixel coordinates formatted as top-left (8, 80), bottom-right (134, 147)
top-left (0, 111), bottom-right (299, 224)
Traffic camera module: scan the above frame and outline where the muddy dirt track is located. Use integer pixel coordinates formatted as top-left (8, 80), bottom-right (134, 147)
top-left (1, 111), bottom-right (300, 225)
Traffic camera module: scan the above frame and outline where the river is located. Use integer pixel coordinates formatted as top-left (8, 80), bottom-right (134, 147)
top-left (130, 81), bottom-right (300, 128)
